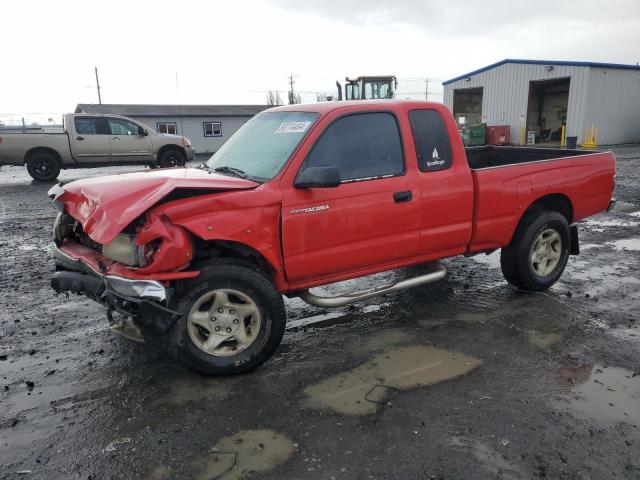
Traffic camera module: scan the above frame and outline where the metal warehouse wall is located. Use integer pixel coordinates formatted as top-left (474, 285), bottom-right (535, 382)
top-left (582, 68), bottom-right (640, 145)
top-left (132, 116), bottom-right (251, 156)
top-left (443, 63), bottom-right (591, 144)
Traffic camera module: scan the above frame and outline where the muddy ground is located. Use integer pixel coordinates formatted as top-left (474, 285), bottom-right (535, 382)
top-left (1, 145), bottom-right (639, 480)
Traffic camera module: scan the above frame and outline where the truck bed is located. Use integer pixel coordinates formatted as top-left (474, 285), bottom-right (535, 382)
top-left (465, 145), bottom-right (594, 170)
top-left (466, 146), bottom-right (616, 253)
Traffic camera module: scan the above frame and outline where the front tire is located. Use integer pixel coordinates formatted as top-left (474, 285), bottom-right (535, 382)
top-left (169, 260), bottom-right (286, 376)
top-left (157, 148), bottom-right (186, 168)
top-left (500, 210), bottom-right (571, 292)
top-left (26, 151), bottom-right (61, 182)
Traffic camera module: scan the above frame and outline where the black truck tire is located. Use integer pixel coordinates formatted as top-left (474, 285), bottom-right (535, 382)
top-left (157, 148), bottom-right (186, 168)
top-left (26, 151), bottom-right (61, 182)
top-left (169, 260), bottom-right (286, 376)
top-left (500, 209), bottom-right (571, 292)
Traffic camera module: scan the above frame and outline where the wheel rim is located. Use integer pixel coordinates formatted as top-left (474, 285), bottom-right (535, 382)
top-left (529, 228), bottom-right (562, 277)
top-left (33, 156), bottom-right (52, 177)
top-left (187, 288), bottom-right (262, 357)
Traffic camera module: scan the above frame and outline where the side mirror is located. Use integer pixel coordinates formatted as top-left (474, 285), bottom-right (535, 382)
top-left (294, 166), bottom-right (340, 189)
top-left (138, 126), bottom-right (148, 136)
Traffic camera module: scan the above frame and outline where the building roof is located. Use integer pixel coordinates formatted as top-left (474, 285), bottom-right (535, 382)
top-left (74, 104), bottom-right (270, 117)
top-left (442, 59), bottom-right (640, 85)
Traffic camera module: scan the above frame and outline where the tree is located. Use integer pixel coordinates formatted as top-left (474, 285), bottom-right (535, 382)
top-left (266, 90), bottom-right (284, 106)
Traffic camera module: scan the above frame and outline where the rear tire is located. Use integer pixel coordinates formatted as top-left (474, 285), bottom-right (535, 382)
top-left (169, 259), bottom-right (286, 376)
top-left (26, 151), bottom-right (61, 182)
top-left (157, 148), bottom-right (186, 168)
top-left (500, 210), bottom-right (571, 292)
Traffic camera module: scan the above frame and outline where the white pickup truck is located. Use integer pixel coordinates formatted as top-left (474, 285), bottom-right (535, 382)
top-left (0, 113), bottom-right (194, 181)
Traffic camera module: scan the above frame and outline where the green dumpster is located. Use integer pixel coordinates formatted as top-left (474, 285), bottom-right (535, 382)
top-left (467, 124), bottom-right (486, 146)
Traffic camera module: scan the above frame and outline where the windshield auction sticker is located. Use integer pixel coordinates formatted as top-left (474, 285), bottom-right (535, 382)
top-left (275, 121), bottom-right (311, 134)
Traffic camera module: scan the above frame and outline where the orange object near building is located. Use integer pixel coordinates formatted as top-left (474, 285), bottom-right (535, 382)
top-left (486, 125), bottom-right (511, 145)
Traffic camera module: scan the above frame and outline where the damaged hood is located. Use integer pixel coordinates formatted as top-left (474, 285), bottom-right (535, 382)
top-left (50, 168), bottom-right (258, 244)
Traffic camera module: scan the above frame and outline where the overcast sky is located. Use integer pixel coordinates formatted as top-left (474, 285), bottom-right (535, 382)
top-left (1, 0), bottom-right (638, 124)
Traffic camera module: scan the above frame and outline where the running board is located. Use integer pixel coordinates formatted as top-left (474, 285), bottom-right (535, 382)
top-left (298, 263), bottom-right (447, 308)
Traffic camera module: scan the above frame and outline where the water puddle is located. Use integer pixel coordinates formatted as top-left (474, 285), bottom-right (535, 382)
top-left (192, 430), bottom-right (295, 480)
top-left (350, 329), bottom-right (412, 355)
top-left (557, 364), bottom-right (640, 426)
top-left (159, 377), bottom-right (232, 406)
top-left (303, 346), bottom-right (482, 415)
top-left (607, 238), bottom-right (640, 252)
top-left (526, 330), bottom-right (564, 349)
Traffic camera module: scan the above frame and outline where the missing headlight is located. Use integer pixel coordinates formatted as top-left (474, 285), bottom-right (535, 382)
top-left (103, 234), bottom-right (147, 267)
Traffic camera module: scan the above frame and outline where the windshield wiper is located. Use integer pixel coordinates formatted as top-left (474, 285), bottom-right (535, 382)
top-left (199, 162), bottom-right (210, 170)
top-left (213, 166), bottom-right (249, 179)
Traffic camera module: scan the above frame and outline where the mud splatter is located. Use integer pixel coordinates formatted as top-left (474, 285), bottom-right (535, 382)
top-left (193, 430), bottom-right (295, 480)
top-left (448, 436), bottom-right (523, 480)
top-left (526, 330), bottom-right (564, 349)
top-left (303, 346), bottom-right (482, 415)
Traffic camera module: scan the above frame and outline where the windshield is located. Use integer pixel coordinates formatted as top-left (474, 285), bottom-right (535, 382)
top-left (206, 111), bottom-right (320, 181)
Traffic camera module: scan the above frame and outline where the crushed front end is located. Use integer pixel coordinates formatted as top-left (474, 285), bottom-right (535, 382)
top-left (49, 206), bottom-right (198, 338)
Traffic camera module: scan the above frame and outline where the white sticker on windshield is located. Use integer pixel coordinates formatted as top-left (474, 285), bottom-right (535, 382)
top-left (275, 121), bottom-right (311, 134)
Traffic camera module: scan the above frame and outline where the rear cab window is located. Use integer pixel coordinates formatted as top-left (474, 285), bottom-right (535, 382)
top-left (409, 109), bottom-right (452, 172)
top-left (75, 117), bottom-right (109, 135)
top-left (303, 112), bottom-right (404, 182)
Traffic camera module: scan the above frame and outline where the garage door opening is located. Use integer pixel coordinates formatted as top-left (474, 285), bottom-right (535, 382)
top-left (453, 87), bottom-right (483, 125)
top-left (526, 77), bottom-right (570, 145)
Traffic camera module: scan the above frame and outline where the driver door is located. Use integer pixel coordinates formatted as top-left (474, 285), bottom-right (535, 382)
top-left (107, 117), bottom-right (152, 162)
top-left (281, 111), bottom-right (420, 285)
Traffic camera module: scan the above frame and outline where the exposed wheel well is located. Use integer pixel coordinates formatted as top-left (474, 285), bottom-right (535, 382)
top-left (192, 239), bottom-right (277, 279)
top-left (524, 194), bottom-right (573, 224)
top-left (157, 144), bottom-right (186, 161)
top-left (24, 147), bottom-right (62, 167)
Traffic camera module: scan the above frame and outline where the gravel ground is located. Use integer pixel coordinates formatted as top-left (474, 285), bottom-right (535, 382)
top-left (1, 146), bottom-right (639, 480)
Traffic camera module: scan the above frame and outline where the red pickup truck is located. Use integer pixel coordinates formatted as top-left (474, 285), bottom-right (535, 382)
top-left (49, 100), bottom-right (616, 375)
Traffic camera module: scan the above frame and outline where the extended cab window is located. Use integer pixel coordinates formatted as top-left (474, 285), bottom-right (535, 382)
top-left (304, 112), bottom-right (404, 182)
top-left (108, 119), bottom-right (140, 136)
top-left (75, 117), bottom-right (109, 135)
top-left (409, 109), bottom-right (452, 172)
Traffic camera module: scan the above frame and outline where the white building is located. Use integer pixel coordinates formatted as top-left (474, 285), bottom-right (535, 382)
top-left (75, 104), bottom-right (269, 156)
top-left (442, 59), bottom-right (640, 145)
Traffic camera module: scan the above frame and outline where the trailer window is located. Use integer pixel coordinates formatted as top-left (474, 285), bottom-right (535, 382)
top-left (157, 122), bottom-right (177, 134)
top-left (203, 121), bottom-right (222, 137)
top-left (409, 109), bottom-right (452, 172)
top-left (303, 112), bottom-right (404, 182)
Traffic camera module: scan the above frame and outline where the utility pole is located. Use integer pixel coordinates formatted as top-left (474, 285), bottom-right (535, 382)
top-left (425, 77), bottom-right (430, 101)
top-left (94, 67), bottom-right (102, 105)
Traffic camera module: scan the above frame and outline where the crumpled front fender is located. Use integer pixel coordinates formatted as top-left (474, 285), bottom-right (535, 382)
top-left (132, 212), bottom-right (193, 274)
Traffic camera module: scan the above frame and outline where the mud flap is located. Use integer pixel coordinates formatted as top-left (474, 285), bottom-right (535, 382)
top-left (570, 225), bottom-right (579, 255)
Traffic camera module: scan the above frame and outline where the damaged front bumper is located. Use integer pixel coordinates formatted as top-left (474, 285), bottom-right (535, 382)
top-left (51, 245), bottom-right (182, 334)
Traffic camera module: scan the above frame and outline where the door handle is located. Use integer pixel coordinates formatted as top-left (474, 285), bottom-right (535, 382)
top-left (393, 191), bottom-right (412, 203)
top-left (76, 136), bottom-right (84, 141)
top-left (112, 136), bottom-right (120, 141)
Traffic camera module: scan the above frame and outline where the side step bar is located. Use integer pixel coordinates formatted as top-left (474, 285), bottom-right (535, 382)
top-left (299, 263), bottom-right (447, 308)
